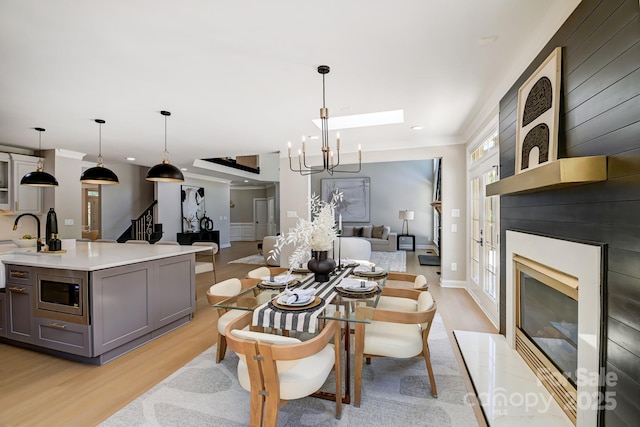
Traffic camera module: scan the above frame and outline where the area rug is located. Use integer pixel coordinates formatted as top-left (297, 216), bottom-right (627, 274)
top-left (227, 254), bottom-right (266, 265)
top-left (228, 251), bottom-right (406, 272)
top-left (100, 314), bottom-right (478, 427)
top-left (418, 255), bottom-right (441, 266)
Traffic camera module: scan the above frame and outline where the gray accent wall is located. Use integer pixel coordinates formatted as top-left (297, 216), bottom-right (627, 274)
top-left (230, 188), bottom-right (267, 223)
top-left (310, 160), bottom-right (435, 247)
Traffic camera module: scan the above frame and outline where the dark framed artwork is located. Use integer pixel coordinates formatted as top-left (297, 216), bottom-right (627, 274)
top-left (181, 185), bottom-right (205, 232)
top-left (515, 46), bottom-right (562, 174)
top-left (321, 177), bottom-right (370, 222)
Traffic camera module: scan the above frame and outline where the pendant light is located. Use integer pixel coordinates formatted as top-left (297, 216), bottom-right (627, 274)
top-left (145, 110), bottom-right (184, 182)
top-left (80, 119), bottom-right (120, 185)
top-left (20, 127), bottom-right (59, 187)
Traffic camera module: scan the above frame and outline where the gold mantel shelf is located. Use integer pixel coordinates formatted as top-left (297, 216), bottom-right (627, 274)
top-left (486, 156), bottom-right (607, 196)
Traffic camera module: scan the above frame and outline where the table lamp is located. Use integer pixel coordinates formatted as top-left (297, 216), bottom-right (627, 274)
top-left (399, 210), bottom-right (414, 235)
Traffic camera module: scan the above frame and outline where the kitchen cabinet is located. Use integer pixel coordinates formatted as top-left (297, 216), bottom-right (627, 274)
top-left (0, 153), bottom-right (10, 210)
top-left (6, 265), bottom-right (34, 343)
top-left (34, 317), bottom-right (92, 357)
top-left (0, 292), bottom-right (6, 337)
top-left (6, 283), bottom-right (34, 344)
top-left (10, 153), bottom-right (43, 214)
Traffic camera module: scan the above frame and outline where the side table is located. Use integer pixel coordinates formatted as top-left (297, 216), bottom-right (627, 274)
top-left (397, 234), bottom-right (415, 251)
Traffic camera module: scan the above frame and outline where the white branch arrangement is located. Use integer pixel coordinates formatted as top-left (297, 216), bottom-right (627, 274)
top-left (269, 192), bottom-right (343, 268)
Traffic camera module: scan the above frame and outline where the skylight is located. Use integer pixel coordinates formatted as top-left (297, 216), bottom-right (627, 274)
top-left (312, 110), bottom-right (404, 130)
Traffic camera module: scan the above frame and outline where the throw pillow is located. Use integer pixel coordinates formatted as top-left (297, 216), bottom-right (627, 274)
top-left (354, 227), bottom-right (364, 237)
top-left (381, 226), bottom-right (390, 240)
top-left (342, 226), bottom-right (354, 237)
top-left (361, 225), bottom-right (373, 238)
top-left (372, 225), bottom-right (385, 239)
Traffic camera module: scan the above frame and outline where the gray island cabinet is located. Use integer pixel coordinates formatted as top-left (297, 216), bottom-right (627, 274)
top-left (0, 242), bottom-right (203, 365)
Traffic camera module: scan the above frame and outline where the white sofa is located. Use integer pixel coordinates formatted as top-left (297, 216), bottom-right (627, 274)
top-left (341, 225), bottom-right (397, 252)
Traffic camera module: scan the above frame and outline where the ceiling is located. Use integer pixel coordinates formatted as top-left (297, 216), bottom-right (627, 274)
top-left (0, 1), bottom-right (580, 186)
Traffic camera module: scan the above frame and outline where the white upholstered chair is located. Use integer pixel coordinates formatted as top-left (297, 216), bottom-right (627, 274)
top-left (377, 273), bottom-right (429, 311)
top-left (206, 278), bottom-right (258, 363)
top-left (246, 266), bottom-right (288, 279)
top-left (225, 311), bottom-right (342, 426)
top-left (354, 290), bottom-right (438, 406)
top-left (155, 241), bottom-right (180, 245)
top-left (193, 241), bottom-right (218, 283)
top-left (340, 237), bottom-right (372, 261)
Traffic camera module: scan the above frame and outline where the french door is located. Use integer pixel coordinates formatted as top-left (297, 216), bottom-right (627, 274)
top-left (469, 148), bottom-right (500, 327)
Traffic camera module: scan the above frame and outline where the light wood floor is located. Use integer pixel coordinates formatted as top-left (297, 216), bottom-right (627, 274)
top-left (0, 242), bottom-right (497, 426)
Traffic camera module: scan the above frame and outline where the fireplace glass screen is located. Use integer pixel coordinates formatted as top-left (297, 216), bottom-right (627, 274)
top-left (520, 272), bottom-right (578, 386)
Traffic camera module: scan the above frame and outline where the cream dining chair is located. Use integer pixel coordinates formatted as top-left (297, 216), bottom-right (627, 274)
top-left (377, 273), bottom-right (429, 311)
top-left (225, 311), bottom-right (343, 426)
top-left (246, 266), bottom-right (289, 279)
top-left (354, 290), bottom-right (438, 406)
top-left (206, 278), bottom-right (259, 363)
top-left (192, 241), bottom-right (218, 283)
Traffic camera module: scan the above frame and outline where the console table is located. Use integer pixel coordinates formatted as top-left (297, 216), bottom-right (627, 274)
top-left (177, 231), bottom-right (220, 247)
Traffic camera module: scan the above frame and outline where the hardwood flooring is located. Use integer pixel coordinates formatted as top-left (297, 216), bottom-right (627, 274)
top-left (0, 242), bottom-right (496, 426)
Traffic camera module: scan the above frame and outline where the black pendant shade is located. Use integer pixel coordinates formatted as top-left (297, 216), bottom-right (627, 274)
top-left (20, 169), bottom-right (59, 187)
top-left (80, 119), bottom-right (119, 185)
top-left (21, 127), bottom-right (59, 187)
top-left (145, 160), bottom-right (185, 182)
top-left (146, 111), bottom-right (184, 182)
top-left (80, 165), bottom-right (120, 184)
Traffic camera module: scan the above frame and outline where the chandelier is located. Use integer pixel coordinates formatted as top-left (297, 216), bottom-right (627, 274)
top-left (288, 65), bottom-right (362, 176)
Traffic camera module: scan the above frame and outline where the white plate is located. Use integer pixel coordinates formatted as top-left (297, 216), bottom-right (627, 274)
top-left (337, 278), bottom-right (377, 292)
top-left (277, 294), bottom-right (314, 306)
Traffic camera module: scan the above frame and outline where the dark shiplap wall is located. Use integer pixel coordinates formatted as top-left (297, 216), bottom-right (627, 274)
top-left (497, 0), bottom-right (640, 425)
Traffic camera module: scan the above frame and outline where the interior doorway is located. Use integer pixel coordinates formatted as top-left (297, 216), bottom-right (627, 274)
top-left (82, 184), bottom-right (101, 240)
top-left (254, 198), bottom-right (268, 241)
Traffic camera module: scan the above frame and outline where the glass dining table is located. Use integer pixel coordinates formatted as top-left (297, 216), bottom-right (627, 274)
top-left (213, 261), bottom-right (390, 404)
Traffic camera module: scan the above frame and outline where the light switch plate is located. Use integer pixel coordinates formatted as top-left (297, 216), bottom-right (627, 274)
top-left (452, 209), bottom-right (460, 217)
top-left (64, 219), bottom-right (74, 225)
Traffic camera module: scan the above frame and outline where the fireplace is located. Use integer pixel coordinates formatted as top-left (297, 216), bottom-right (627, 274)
top-left (505, 230), bottom-right (603, 427)
top-left (515, 256), bottom-right (578, 422)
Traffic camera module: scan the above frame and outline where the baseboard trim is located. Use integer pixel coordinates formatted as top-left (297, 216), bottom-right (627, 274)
top-left (440, 279), bottom-right (466, 288)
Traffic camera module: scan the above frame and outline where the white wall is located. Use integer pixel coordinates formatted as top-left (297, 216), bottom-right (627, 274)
top-left (156, 174), bottom-right (231, 247)
top-left (100, 163), bottom-right (154, 240)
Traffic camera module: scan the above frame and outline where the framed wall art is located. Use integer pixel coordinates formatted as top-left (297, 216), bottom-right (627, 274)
top-left (515, 46), bottom-right (562, 174)
top-left (321, 177), bottom-right (370, 222)
top-left (181, 185), bottom-right (205, 232)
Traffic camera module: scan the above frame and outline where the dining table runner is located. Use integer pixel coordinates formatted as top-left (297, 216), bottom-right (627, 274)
top-left (252, 266), bottom-right (354, 333)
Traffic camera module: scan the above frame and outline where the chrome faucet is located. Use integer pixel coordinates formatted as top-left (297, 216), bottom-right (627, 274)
top-left (13, 213), bottom-right (42, 252)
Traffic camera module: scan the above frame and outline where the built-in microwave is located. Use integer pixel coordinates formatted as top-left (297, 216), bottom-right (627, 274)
top-left (34, 268), bottom-right (89, 324)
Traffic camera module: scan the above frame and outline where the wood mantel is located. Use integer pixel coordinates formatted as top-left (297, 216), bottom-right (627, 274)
top-left (486, 156), bottom-right (607, 197)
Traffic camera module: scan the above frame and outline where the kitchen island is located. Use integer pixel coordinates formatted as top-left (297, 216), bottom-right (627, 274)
top-left (0, 241), bottom-right (206, 365)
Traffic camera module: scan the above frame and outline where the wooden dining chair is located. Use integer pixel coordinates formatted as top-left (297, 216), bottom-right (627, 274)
top-left (225, 311), bottom-right (343, 427)
top-left (206, 278), bottom-right (259, 363)
top-left (192, 241), bottom-right (218, 283)
top-left (377, 273), bottom-right (429, 311)
top-left (354, 291), bottom-right (438, 406)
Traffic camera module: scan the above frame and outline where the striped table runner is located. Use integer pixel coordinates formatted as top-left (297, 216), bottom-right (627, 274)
top-left (252, 267), bottom-right (353, 333)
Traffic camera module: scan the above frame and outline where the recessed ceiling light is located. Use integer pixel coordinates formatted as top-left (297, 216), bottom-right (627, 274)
top-left (312, 110), bottom-right (404, 130)
top-left (126, 157), bottom-right (136, 161)
top-left (180, 168), bottom-right (188, 171)
top-left (411, 125), bottom-right (423, 131)
top-left (309, 135), bottom-right (320, 140)
top-left (243, 180), bottom-right (249, 183)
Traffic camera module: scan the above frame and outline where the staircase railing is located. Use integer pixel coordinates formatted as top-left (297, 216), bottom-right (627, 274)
top-left (117, 200), bottom-right (161, 243)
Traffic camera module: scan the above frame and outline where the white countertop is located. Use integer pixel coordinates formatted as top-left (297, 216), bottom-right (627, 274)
top-left (0, 241), bottom-right (206, 272)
